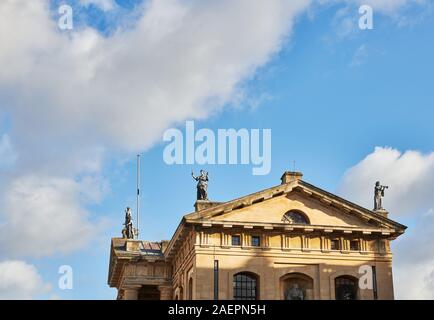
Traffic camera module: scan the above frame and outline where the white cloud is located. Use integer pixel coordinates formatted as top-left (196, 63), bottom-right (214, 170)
top-left (338, 147), bottom-right (434, 299)
top-left (323, 0), bottom-right (427, 14)
top-left (337, 147), bottom-right (434, 216)
top-left (1, 0), bottom-right (427, 161)
top-left (0, 0), bottom-right (312, 258)
top-left (0, 0), bottom-right (428, 269)
top-left (331, 6), bottom-right (357, 40)
top-left (393, 209), bottom-right (434, 299)
top-left (0, 134), bottom-right (17, 169)
top-left (322, 0), bottom-right (428, 44)
top-left (0, 0), bottom-right (312, 152)
top-left (79, 0), bottom-right (117, 11)
top-left (0, 260), bottom-right (51, 299)
top-left (0, 175), bottom-right (98, 257)
top-left (351, 0), bottom-right (427, 14)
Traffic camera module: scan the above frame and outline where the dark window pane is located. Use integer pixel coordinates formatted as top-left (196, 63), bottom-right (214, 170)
top-left (283, 211), bottom-right (309, 224)
top-left (331, 239), bottom-right (340, 250)
top-left (335, 277), bottom-right (357, 300)
top-left (350, 241), bottom-right (360, 251)
top-left (252, 236), bottom-right (260, 247)
top-left (232, 235), bottom-right (241, 246)
top-left (233, 273), bottom-right (258, 300)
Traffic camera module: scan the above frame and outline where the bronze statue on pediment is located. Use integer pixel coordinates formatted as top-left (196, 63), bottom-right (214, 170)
top-left (192, 170), bottom-right (209, 201)
top-left (374, 181), bottom-right (388, 211)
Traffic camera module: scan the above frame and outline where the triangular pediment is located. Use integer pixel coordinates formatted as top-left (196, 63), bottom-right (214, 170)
top-left (184, 180), bottom-right (406, 234)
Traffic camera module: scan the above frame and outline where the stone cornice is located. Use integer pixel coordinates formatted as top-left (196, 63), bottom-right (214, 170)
top-left (164, 218), bottom-right (186, 260)
top-left (183, 180), bottom-right (407, 231)
top-left (298, 181), bottom-right (407, 231)
top-left (163, 178), bottom-right (407, 260)
top-left (183, 219), bottom-right (400, 237)
top-left (194, 246), bottom-right (393, 262)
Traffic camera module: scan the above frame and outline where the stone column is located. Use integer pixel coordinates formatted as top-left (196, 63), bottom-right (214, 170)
top-left (158, 285), bottom-right (173, 300)
top-left (123, 286), bottom-right (140, 300)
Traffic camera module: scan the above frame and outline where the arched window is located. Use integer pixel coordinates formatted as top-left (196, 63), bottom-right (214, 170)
top-left (188, 278), bottom-right (193, 300)
top-left (282, 210), bottom-right (310, 224)
top-left (233, 272), bottom-right (258, 300)
top-left (335, 276), bottom-right (358, 300)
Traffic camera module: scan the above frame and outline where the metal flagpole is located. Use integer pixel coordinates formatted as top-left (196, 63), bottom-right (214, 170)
top-left (136, 154), bottom-right (140, 239)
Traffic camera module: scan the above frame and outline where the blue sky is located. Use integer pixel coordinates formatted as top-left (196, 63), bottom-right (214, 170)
top-left (1, 0), bottom-right (434, 299)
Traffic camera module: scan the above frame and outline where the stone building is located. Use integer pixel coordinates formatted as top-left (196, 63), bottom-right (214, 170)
top-left (107, 171), bottom-right (406, 300)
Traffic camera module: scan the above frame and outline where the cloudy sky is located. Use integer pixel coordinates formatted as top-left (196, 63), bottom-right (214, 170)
top-left (0, 0), bottom-right (433, 299)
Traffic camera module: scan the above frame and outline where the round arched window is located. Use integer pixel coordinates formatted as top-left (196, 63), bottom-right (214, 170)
top-left (282, 210), bottom-right (310, 224)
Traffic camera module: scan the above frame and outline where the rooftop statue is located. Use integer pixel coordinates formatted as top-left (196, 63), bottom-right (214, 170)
top-left (122, 207), bottom-right (135, 239)
top-left (192, 170), bottom-right (209, 201)
top-left (374, 181), bottom-right (389, 211)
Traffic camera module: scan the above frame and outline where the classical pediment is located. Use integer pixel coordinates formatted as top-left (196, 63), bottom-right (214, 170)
top-left (184, 178), bottom-right (406, 234)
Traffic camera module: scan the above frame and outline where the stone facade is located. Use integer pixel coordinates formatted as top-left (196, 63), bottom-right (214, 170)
top-left (107, 172), bottom-right (406, 300)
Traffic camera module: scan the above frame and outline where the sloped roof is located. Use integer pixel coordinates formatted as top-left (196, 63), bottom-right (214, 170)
top-left (163, 177), bottom-right (407, 258)
top-left (111, 238), bottom-right (164, 256)
top-left (184, 179), bottom-right (406, 230)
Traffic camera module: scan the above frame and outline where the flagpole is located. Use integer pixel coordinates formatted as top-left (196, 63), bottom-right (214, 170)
top-left (136, 154), bottom-right (140, 239)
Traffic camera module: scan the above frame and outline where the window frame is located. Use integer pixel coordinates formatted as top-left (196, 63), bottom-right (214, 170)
top-left (335, 276), bottom-right (358, 300)
top-left (282, 210), bottom-right (310, 225)
top-left (350, 240), bottom-right (360, 251)
top-left (251, 235), bottom-right (261, 247)
top-left (231, 235), bottom-right (241, 246)
top-left (233, 272), bottom-right (258, 300)
top-left (330, 239), bottom-right (340, 251)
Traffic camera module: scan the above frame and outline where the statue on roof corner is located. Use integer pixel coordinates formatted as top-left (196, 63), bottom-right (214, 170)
top-left (122, 207), bottom-right (135, 239)
top-left (192, 170), bottom-right (209, 201)
top-left (374, 181), bottom-right (388, 211)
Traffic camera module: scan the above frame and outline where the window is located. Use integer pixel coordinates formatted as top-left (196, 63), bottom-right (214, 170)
top-left (251, 236), bottom-right (260, 247)
top-left (350, 240), bottom-right (360, 251)
top-left (282, 210), bottom-right (310, 224)
top-left (331, 239), bottom-right (340, 250)
top-left (232, 235), bottom-right (241, 246)
top-left (233, 273), bottom-right (258, 300)
top-left (335, 276), bottom-right (358, 300)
